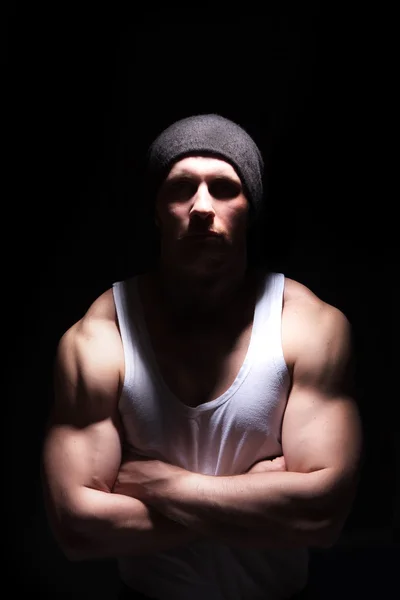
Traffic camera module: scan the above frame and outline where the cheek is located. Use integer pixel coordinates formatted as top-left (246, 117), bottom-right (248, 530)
top-left (226, 201), bottom-right (249, 225)
top-left (157, 203), bottom-right (187, 230)
top-left (168, 205), bottom-right (187, 228)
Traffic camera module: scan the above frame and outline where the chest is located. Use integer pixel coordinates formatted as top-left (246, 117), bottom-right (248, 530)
top-left (147, 317), bottom-right (254, 408)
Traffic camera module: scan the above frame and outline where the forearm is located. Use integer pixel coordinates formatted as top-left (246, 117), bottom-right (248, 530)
top-left (143, 469), bottom-right (336, 549)
top-left (51, 488), bottom-right (203, 561)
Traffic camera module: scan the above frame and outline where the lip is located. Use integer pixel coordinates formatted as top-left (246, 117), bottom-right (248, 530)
top-left (185, 232), bottom-right (221, 238)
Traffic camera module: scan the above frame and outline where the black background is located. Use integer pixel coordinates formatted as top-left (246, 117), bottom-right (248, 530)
top-left (4, 5), bottom-right (397, 598)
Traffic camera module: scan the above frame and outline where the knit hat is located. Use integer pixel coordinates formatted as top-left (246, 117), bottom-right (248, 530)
top-left (145, 113), bottom-right (264, 223)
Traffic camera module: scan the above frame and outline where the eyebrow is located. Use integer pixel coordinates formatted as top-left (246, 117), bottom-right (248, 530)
top-left (166, 169), bottom-right (241, 183)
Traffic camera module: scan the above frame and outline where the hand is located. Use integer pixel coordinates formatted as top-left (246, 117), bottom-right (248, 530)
top-left (113, 449), bottom-right (187, 501)
top-left (246, 455), bottom-right (287, 474)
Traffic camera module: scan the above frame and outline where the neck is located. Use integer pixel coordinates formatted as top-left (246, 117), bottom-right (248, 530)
top-left (153, 255), bottom-right (251, 332)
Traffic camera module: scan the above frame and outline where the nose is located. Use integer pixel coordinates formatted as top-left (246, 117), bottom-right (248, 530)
top-left (190, 182), bottom-right (215, 219)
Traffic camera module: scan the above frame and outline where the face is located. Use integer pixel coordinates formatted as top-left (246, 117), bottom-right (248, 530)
top-left (155, 156), bottom-right (249, 270)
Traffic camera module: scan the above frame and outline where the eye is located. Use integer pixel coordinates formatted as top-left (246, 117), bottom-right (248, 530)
top-left (209, 179), bottom-right (241, 199)
top-left (162, 179), bottom-right (197, 202)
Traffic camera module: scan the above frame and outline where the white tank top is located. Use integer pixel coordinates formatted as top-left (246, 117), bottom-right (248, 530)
top-left (112, 270), bottom-right (308, 600)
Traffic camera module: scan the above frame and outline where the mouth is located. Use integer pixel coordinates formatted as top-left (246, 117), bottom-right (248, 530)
top-left (184, 232), bottom-right (221, 239)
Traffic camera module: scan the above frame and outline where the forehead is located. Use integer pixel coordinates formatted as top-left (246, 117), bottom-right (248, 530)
top-left (166, 156), bottom-right (240, 181)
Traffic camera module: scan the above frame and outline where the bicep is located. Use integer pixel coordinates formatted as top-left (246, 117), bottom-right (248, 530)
top-left (42, 322), bottom-right (124, 521)
top-left (282, 386), bottom-right (363, 480)
top-left (281, 305), bottom-right (363, 512)
top-left (43, 420), bottom-right (122, 503)
top-left (42, 420), bottom-right (123, 547)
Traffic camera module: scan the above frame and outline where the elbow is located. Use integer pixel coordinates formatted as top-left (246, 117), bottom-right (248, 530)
top-left (302, 501), bottom-right (346, 549)
top-left (59, 528), bottom-right (103, 562)
top-left (50, 523), bottom-right (94, 562)
top-left (45, 510), bottom-right (98, 562)
top-left (43, 490), bottom-right (106, 561)
top-left (63, 541), bottom-right (92, 562)
top-left (312, 513), bottom-right (348, 549)
top-left (57, 538), bottom-right (84, 562)
top-left (315, 525), bottom-right (341, 549)
top-left (308, 479), bottom-right (357, 549)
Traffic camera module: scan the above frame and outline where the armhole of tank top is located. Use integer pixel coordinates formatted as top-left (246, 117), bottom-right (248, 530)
top-left (273, 272), bottom-right (291, 386)
top-left (112, 281), bottom-right (134, 401)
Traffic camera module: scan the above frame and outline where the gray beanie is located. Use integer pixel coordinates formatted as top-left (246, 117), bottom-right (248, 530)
top-left (145, 114), bottom-right (264, 222)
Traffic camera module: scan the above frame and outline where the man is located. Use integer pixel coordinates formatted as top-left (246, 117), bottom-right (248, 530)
top-left (41, 114), bottom-right (363, 599)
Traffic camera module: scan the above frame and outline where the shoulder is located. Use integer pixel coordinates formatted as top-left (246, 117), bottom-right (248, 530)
top-left (282, 277), bottom-right (353, 378)
top-left (55, 288), bottom-right (124, 385)
top-left (282, 276), bottom-right (351, 335)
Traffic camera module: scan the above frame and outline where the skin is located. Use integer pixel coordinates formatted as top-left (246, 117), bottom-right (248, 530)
top-left (113, 283), bottom-right (362, 549)
top-left (153, 156), bottom-right (251, 330)
top-left (41, 156), bottom-right (363, 561)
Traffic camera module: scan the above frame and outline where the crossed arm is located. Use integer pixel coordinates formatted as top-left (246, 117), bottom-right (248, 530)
top-left (41, 291), bottom-right (363, 561)
top-left (113, 304), bottom-right (363, 550)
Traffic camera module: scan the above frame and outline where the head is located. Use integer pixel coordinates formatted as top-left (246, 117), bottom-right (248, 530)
top-left (145, 114), bottom-right (264, 274)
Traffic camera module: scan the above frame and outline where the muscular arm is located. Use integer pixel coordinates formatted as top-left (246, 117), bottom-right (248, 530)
top-left (134, 295), bottom-right (363, 549)
top-left (41, 292), bottom-right (200, 561)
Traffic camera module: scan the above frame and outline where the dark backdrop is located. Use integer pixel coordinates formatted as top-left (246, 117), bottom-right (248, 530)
top-left (4, 5), bottom-right (397, 598)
